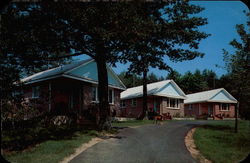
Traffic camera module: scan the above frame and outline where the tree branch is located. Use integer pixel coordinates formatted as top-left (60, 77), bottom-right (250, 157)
top-left (47, 51), bottom-right (95, 61)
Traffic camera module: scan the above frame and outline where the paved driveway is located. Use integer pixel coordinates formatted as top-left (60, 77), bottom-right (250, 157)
top-left (70, 121), bottom-right (208, 163)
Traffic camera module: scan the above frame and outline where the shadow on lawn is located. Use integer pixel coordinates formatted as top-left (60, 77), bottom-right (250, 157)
top-left (112, 126), bottom-right (129, 130)
top-left (2, 124), bottom-right (100, 152)
top-left (201, 124), bottom-right (232, 131)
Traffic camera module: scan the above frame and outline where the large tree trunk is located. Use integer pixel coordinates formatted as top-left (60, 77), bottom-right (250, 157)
top-left (96, 57), bottom-right (111, 130)
top-left (139, 68), bottom-right (148, 120)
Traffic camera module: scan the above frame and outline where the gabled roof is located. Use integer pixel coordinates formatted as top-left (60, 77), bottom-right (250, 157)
top-left (120, 80), bottom-right (186, 100)
top-left (21, 59), bottom-right (126, 90)
top-left (184, 88), bottom-right (237, 104)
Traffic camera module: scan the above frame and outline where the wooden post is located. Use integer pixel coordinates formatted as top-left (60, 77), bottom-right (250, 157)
top-left (235, 102), bottom-right (239, 133)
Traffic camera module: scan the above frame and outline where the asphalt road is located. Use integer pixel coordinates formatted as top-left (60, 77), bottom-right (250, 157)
top-left (70, 121), bottom-right (208, 163)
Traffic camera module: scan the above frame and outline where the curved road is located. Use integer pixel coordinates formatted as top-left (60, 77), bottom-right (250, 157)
top-left (70, 121), bottom-right (208, 163)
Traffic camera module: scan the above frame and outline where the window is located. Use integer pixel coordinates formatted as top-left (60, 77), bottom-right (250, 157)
top-left (120, 100), bottom-right (126, 108)
top-left (220, 103), bottom-right (229, 111)
top-left (12, 90), bottom-right (23, 97)
top-left (189, 104), bottom-right (193, 110)
top-left (91, 86), bottom-right (98, 102)
top-left (91, 86), bottom-right (114, 104)
top-left (108, 89), bottom-right (114, 104)
top-left (166, 98), bottom-right (179, 109)
top-left (32, 86), bottom-right (40, 98)
top-left (131, 99), bottom-right (137, 107)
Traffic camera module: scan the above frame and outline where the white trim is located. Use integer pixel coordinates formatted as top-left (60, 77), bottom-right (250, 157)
top-left (166, 107), bottom-right (180, 110)
top-left (166, 98), bottom-right (180, 109)
top-left (219, 103), bottom-right (230, 111)
top-left (23, 75), bottom-right (61, 85)
top-left (65, 59), bottom-right (126, 90)
top-left (207, 100), bottom-right (237, 104)
top-left (169, 80), bottom-right (187, 97)
top-left (91, 86), bottom-right (99, 103)
top-left (121, 94), bottom-right (186, 101)
top-left (184, 99), bottom-right (237, 104)
top-left (62, 74), bottom-right (126, 90)
top-left (108, 88), bottom-right (115, 104)
top-left (154, 94), bottom-right (187, 99)
top-left (107, 64), bottom-right (127, 89)
top-left (209, 88), bottom-right (237, 102)
top-left (64, 74), bottom-right (98, 84)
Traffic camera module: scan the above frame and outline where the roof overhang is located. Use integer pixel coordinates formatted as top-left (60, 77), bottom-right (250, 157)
top-left (154, 94), bottom-right (187, 99)
top-left (20, 74), bottom-right (126, 90)
top-left (184, 100), bottom-right (238, 104)
top-left (121, 93), bottom-right (186, 100)
top-left (63, 74), bottom-right (126, 90)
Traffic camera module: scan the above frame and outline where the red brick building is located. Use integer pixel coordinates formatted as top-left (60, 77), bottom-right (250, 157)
top-left (19, 59), bottom-right (126, 120)
top-left (120, 80), bottom-right (187, 119)
top-left (184, 88), bottom-right (237, 119)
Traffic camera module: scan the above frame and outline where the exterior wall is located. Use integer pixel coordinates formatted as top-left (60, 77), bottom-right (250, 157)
top-left (161, 97), bottom-right (184, 117)
top-left (121, 96), bottom-right (184, 118)
top-left (23, 82), bottom-right (50, 112)
top-left (184, 103), bottom-right (200, 117)
top-left (120, 96), bottom-right (155, 118)
top-left (184, 102), bottom-right (235, 118)
top-left (214, 103), bottom-right (235, 118)
top-left (22, 77), bottom-right (122, 117)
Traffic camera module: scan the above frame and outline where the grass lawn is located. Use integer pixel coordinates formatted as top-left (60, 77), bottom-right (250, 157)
top-left (194, 120), bottom-right (250, 163)
top-left (112, 120), bottom-right (159, 127)
top-left (3, 130), bottom-right (98, 163)
top-left (3, 120), bottom-right (163, 163)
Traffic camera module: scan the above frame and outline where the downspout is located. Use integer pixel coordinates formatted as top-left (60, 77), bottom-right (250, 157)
top-left (198, 103), bottom-right (200, 115)
top-left (49, 82), bottom-right (51, 112)
top-left (213, 103), bottom-right (215, 117)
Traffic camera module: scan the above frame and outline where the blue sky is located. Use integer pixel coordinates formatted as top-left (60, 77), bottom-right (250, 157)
top-left (76, 1), bottom-right (249, 78)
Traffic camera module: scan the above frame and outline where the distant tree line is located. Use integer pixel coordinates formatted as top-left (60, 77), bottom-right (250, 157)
top-left (119, 69), bottom-right (223, 94)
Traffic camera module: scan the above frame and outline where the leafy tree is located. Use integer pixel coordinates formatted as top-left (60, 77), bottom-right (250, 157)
top-left (118, 71), bottom-right (164, 88)
top-left (222, 12), bottom-right (250, 120)
top-left (2, 1), bottom-right (166, 130)
top-left (118, 71), bottom-right (143, 88)
top-left (147, 73), bottom-right (159, 84)
top-left (121, 0), bottom-right (210, 119)
top-left (193, 70), bottom-right (208, 91)
top-left (180, 71), bottom-right (195, 94)
top-left (202, 69), bottom-right (218, 89)
top-left (166, 69), bottom-right (182, 85)
top-left (158, 76), bottom-right (165, 81)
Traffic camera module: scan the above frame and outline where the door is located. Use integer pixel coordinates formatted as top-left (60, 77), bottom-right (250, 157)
top-left (154, 98), bottom-right (160, 114)
top-left (208, 104), bottom-right (213, 116)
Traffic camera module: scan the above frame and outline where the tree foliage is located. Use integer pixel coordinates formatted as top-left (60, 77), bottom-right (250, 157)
top-left (2, 1), bottom-right (209, 129)
top-left (119, 0), bottom-right (209, 119)
top-left (118, 71), bottom-right (163, 88)
top-left (222, 11), bottom-right (250, 119)
top-left (166, 69), bottom-right (218, 94)
top-left (1, 1), bottom-right (146, 129)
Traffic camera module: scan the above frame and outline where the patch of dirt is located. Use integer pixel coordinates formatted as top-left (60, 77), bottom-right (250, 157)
top-left (60, 137), bottom-right (103, 163)
top-left (185, 128), bottom-right (212, 163)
